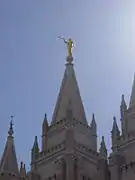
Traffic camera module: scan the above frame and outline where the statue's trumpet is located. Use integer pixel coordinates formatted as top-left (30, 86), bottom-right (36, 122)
top-left (58, 36), bottom-right (65, 40)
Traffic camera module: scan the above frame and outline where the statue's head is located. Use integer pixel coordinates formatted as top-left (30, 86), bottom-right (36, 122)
top-left (68, 38), bottom-right (73, 44)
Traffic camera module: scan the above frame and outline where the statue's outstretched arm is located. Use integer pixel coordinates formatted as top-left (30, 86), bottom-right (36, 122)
top-left (58, 36), bottom-right (67, 43)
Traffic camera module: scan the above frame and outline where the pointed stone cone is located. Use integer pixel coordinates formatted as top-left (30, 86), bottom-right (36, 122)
top-left (91, 113), bottom-right (97, 134)
top-left (51, 56), bottom-right (87, 125)
top-left (42, 113), bottom-right (48, 136)
top-left (0, 120), bottom-right (19, 174)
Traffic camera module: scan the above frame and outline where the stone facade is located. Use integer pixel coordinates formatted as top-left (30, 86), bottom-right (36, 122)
top-left (0, 56), bottom-right (135, 180)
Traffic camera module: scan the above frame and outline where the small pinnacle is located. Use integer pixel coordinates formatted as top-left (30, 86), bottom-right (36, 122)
top-left (42, 113), bottom-right (48, 135)
top-left (91, 113), bottom-right (96, 130)
top-left (92, 113), bottom-right (95, 120)
top-left (44, 113), bottom-right (47, 122)
top-left (34, 136), bottom-right (39, 147)
top-left (113, 116), bottom-right (116, 121)
top-left (99, 136), bottom-right (107, 159)
top-left (121, 94), bottom-right (126, 106)
top-left (45, 113), bottom-right (47, 118)
top-left (20, 161), bottom-right (23, 168)
top-left (32, 136), bottom-right (39, 154)
top-left (112, 116), bottom-right (120, 136)
top-left (121, 94), bottom-right (127, 113)
top-left (122, 94), bottom-right (124, 101)
top-left (43, 113), bottom-right (48, 126)
top-left (8, 116), bottom-right (14, 136)
top-left (100, 136), bottom-right (106, 150)
top-left (35, 136), bottom-right (37, 141)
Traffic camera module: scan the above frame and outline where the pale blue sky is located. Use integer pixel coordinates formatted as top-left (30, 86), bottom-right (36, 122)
top-left (0, 0), bottom-right (135, 170)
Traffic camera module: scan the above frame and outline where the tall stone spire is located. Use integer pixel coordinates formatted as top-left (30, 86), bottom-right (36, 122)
top-left (51, 55), bottom-right (87, 124)
top-left (129, 73), bottom-right (135, 108)
top-left (0, 117), bottom-right (19, 174)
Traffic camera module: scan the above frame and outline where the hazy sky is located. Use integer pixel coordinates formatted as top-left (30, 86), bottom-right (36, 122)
top-left (0, 0), bottom-right (135, 170)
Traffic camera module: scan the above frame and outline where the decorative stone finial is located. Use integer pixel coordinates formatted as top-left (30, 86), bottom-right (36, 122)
top-left (66, 55), bottom-right (73, 64)
top-left (8, 116), bottom-right (14, 136)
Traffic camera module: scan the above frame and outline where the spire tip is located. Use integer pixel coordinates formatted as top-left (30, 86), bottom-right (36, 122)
top-left (8, 116), bottom-right (14, 136)
top-left (113, 116), bottom-right (116, 121)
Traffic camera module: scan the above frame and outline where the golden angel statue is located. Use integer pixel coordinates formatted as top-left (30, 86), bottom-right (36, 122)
top-left (58, 37), bottom-right (74, 56)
